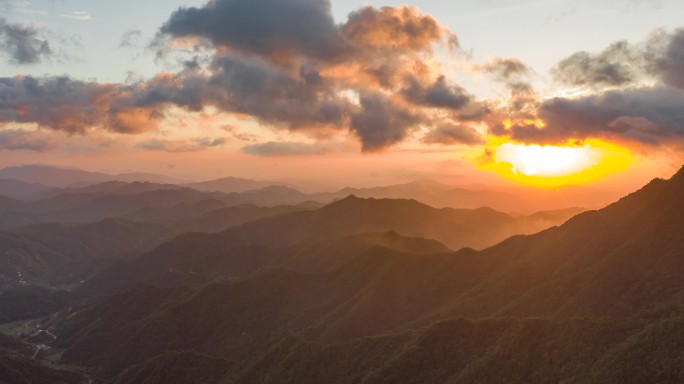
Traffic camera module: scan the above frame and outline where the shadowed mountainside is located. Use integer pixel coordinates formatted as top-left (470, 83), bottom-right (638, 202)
top-left (43, 167), bottom-right (684, 382)
top-left (75, 197), bottom-right (579, 296)
top-left (0, 202), bottom-right (320, 289)
top-left (0, 286), bottom-right (71, 323)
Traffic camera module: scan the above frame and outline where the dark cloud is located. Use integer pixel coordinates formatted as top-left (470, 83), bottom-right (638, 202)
top-left (454, 102), bottom-right (492, 122)
top-left (150, 3), bottom-right (464, 151)
top-left (159, 0), bottom-right (344, 61)
top-left (0, 129), bottom-right (58, 151)
top-left (350, 92), bottom-right (421, 152)
top-left (0, 17), bottom-right (52, 64)
top-left (503, 86), bottom-right (684, 147)
top-left (422, 123), bottom-right (484, 145)
top-left (134, 53), bottom-right (350, 131)
top-left (0, 76), bottom-right (161, 134)
top-left (507, 81), bottom-right (538, 113)
top-left (483, 58), bottom-right (531, 82)
top-left (402, 76), bottom-right (471, 110)
top-left (159, 1), bottom-right (451, 64)
top-left (486, 29), bottom-right (684, 151)
top-left (0, 2), bottom-right (479, 153)
top-left (552, 41), bottom-right (641, 88)
top-left (653, 29), bottom-right (684, 90)
top-left (551, 29), bottom-right (684, 90)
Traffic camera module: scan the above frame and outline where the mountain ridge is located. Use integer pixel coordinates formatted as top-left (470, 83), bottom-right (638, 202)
top-left (44, 166), bottom-right (684, 382)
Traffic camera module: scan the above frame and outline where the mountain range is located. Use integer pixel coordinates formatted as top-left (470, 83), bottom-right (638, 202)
top-left (0, 166), bottom-right (681, 383)
top-left (0, 165), bottom-right (186, 188)
top-left (0, 164), bottom-right (618, 212)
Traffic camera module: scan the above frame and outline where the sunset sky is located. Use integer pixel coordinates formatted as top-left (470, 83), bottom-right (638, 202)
top-left (0, 0), bottom-right (683, 191)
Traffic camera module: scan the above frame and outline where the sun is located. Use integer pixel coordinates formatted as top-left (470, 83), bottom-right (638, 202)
top-left (497, 143), bottom-right (593, 177)
top-left (480, 139), bottom-right (633, 187)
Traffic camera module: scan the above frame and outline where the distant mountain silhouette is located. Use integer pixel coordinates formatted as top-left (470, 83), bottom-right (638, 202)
top-left (232, 185), bottom-right (311, 206)
top-left (199, 194), bottom-right (578, 250)
top-left (187, 176), bottom-right (291, 193)
top-left (0, 164), bottom-right (624, 213)
top-left (312, 180), bottom-right (533, 211)
top-left (76, 195), bottom-right (580, 295)
top-left (47, 167), bottom-right (684, 383)
top-left (0, 218), bottom-right (162, 288)
top-left (0, 165), bottom-right (185, 188)
top-left (0, 180), bottom-right (323, 230)
top-left (0, 195), bottom-right (21, 210)
top-left (0, 179), bottom-right (55, 201)
top-left (310, 179), bottom-right (617, 212)
top-left (0, 200), bottom-right (321, 288)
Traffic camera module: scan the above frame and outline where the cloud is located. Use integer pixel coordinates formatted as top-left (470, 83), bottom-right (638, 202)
top-left (350, 92), bottom-right (421, 152)
top-left (158, 1), bottom-right (453, 62)
top-left (0, 17), bottom-right (51, 64)
top-left (490, 85), bottom-right (684, 148)
top-left (0, 76), bottom-right (161, 134)
top-left (0, 1), bottom-right (481, 152)
top-left (120, 29), bottom-right (143, 48)
top-left (221, 125), bottom-right (258, 142)
top-left (0, 129), bottom-right (58, 151)
top-left (482, 58), bottom-right (531, 82)
top-left (0, 17), bottom-right (82, 65)
top-left (343, 5), bottom-right (456, 53)
top-left (401, 76), bottom-right (471, 110)
top-left (59, 11), bottom-right (91, 21)
top-left (139, 137), bottom-right (227, 152)
top-left (422, 124), bottom-right (484, 145)
top-left (242, 140), bottom-right (343, 156)
top-left (134, 53), bottom-right (351, 129)
top-left (149, 2), bottom-right (473, 151)
top-left (528, 86), bottom-right (684, 146)
top-left (197, 137), bottom-right (227, 148)
top-left (150, 0), bottom-right (469, 151)
top-left (159, 0), bottom-right (344, 61)
top-left (653, 29), bottom-right (684, 90)
top-left (551, 29), bottom-right (684, 90)
top-left (487, 28), bottom-right (684, 151)
top-left (552, 41), bottom-right (642, 88)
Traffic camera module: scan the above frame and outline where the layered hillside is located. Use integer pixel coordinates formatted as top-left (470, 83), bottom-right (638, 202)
top-left (44, 168), bottom-right (684, 382)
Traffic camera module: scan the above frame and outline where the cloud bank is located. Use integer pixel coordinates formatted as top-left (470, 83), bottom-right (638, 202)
top-left (1, 0), bottom-right (483, 152)
top-left (490, 29), bottom-right (684, 150)
top-left (1, 0), bottom-right (684, 155)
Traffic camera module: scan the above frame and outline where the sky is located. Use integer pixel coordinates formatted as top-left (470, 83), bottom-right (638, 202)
top-left (0, 0), bottom-right (683, 191)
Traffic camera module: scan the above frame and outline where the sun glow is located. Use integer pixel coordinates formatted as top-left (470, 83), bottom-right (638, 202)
top-left (481, 139), bottom-right (633, 187)
top-left (498, 143), bottom-right (593, 177)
